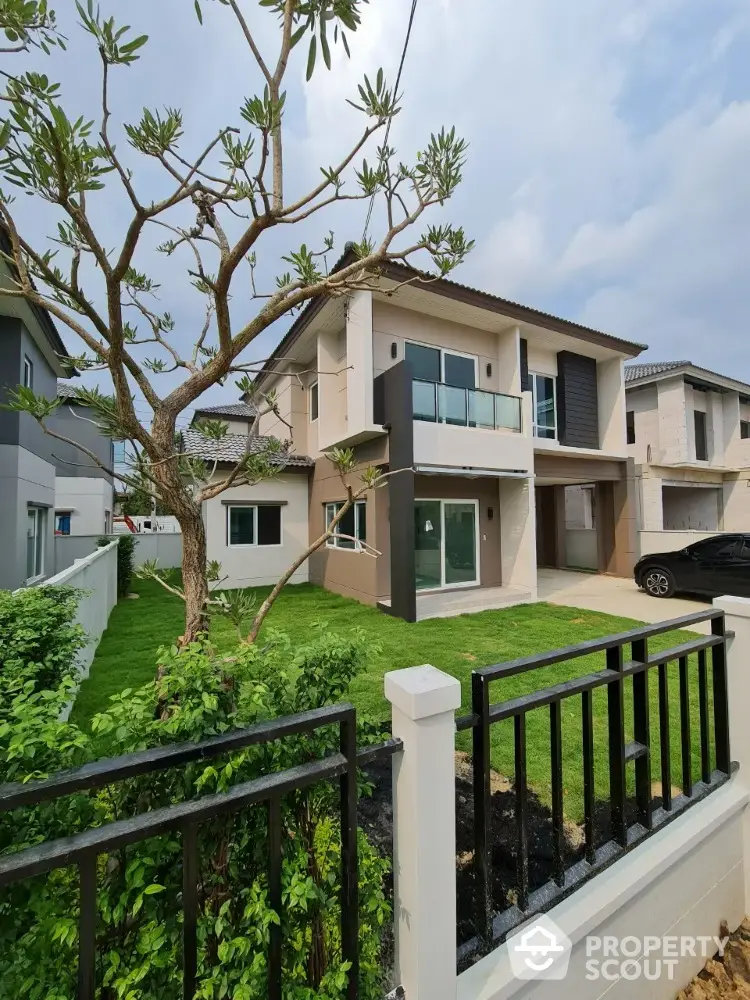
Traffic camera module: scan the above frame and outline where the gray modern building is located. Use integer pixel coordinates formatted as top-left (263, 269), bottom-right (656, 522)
top-left (0, 234), bottom-right (113, 590)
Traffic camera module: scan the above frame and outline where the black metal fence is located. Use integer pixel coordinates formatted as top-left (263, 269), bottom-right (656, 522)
top-left (456, 608), bottom-right (733, 967)
top-left (0, 704), bottom-right (401, 1000)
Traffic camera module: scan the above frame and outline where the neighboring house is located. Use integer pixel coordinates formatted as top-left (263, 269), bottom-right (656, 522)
top-left (0, 228), bottom-right (115, 589)
top-left (54, 381), bottom-right (114, 538)
top-left (625, 361), bottom-right (750, 537)
top-left (185, 250), bottom-right (645, 620)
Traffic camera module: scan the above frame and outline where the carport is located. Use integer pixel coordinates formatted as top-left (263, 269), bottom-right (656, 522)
top-left (534, 454), bottom-right (638, 578)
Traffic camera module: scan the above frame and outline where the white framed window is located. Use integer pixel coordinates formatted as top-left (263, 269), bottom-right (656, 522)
top-left (226, 504), bottom-right (283, 547)
top-left (531, 372), bottom-right (557, 440)
top-left (325, 500), bottom-right (367, 550)
top-left (23, 355), bottom-right (34, 389)
top-left (309, 382), bottom-right (319, 422)
top-left (26, 506), bottom-right (47, 580)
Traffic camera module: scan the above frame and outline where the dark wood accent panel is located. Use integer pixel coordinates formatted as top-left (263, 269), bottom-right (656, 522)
top-left (520, 338), bottom-right (531, 392)
top-left (556, 351), bottom-right (599, 449)
top-left (373, 362), bottom-right (416, 622)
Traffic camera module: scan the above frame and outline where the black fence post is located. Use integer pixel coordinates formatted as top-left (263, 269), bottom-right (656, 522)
top-left (631, 638), bottom-right (652, 829)
top-left (607, 644), bottom-right (627, 846)
top-left (340, 710), bottom-right (359, 1000)
top-left (182, 822), bottom-right (199, 1000)
top-left (711, 615), bottom-right (731, 775)
top-left (472, 672), bottom-right (493, 944)
top-left (549, 700), bottom-right (565, 885)
top-left (514, 713), bottom-right (529, 912)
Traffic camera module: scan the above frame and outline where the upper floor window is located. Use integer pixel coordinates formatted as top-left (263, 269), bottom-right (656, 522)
top-left (741, 420), bottom-right (750, 440)
top-left (694, 410), bottom-right (708, 461)
top-left (405, 341), bottom-right (476, 389)
top-left (626, 410), bottom-right (635, 445)
top-left (309, 382), bottom-right (319, 422)
top-left (22, 355), bottom-right (33, 389)
top-left (227, 504), bottom-right (282, 546)
top-left (531, 372), bottom-right (556, 440)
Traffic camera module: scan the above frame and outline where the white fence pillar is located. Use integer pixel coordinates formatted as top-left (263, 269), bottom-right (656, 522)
top-left (714, 595), bottom-right (750, 914)
top-left (385, 664), bottom-right (460, 1000)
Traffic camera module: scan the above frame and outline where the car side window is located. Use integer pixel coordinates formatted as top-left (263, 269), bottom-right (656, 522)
top-left (740, 539), bottom-right (750, 560)
top-left (688, 537), bottom-right (740, 559)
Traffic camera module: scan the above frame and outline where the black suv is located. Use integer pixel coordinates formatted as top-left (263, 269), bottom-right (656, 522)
top-left (634, 534), bottom-right (750, 599)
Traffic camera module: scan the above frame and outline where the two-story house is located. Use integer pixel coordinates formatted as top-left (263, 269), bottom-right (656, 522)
top-left (625, 361), bottom-right (750, 540)
top-left (186, 250), bottom-right (645, 621)
top-left (0, 230), bottom-right (115, 589)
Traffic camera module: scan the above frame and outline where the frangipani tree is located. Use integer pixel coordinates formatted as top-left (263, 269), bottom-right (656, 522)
top-left (0, 0), bottom-right (472, 643)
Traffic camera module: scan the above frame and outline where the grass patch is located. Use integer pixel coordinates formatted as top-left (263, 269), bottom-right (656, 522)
top-left (72, 578), bottom-right (714, 822)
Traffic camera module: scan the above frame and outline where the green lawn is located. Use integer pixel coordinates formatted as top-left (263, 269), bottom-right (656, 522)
top-left (72, 579), bottom-right (715, 822)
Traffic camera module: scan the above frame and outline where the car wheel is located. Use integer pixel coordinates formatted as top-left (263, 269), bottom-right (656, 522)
top-left (643, 567), bottom-right (675, 598)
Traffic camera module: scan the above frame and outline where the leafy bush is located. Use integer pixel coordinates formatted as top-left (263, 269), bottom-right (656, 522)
top-left (0, 586), bottom-right (87, 696)
top-left (97, 534), bottom-right (137, 598)
top-left (0, 627), bottom-right (390, 999)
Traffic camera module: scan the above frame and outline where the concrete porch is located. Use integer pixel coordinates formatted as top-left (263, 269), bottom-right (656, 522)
top-left (381, 584), bottom-right (534, 622)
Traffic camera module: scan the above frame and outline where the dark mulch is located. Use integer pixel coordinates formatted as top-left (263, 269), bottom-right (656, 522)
top-left (358, 752), bottom-right (647, 950)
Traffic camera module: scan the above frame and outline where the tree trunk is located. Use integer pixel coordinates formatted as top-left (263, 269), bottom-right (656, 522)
top-left (178, 505), bottom-right (209, 644)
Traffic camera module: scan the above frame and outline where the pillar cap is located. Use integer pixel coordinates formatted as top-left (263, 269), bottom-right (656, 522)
top-left (385, 664), bottom-right (461, 721)
top-left (714, 595), bottom-right (750, 620)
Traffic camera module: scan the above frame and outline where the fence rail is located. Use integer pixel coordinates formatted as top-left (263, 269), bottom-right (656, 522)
top-left (0, 707), bottom-right (402, 1000)
top-left (456, 607), bottom-right (733, 967)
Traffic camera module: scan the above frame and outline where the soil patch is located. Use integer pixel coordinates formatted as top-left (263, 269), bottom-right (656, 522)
top-left (677, 920), bottom-right (750, 999)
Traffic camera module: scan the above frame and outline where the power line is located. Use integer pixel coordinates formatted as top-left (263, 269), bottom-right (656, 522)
top-left (362, 0), bottom-right (419, 242)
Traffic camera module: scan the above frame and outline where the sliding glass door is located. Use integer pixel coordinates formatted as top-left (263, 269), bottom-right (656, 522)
top-left (414, 499), bottom-right (479, 590)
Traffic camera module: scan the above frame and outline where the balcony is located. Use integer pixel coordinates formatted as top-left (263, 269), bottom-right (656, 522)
top-left (410, 379), bottom-right (532, 475)
top-left (412, 379), bottom-right (522, 433)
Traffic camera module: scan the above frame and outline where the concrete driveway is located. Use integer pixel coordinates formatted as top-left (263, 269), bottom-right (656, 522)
top-left (537, 568), bottom-right (712, 633)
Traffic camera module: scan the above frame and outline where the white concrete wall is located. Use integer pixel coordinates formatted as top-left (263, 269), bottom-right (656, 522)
top-left (657, 377), bottom-right (688, 465)
top-left (30, 540), bottom-right (119, 716)
top-left (203, 474), bottom-right (309, 588)
top-left (625, 385), bottom-right (660, 466)
top-left (54, 532), bottom-right (184, 575)
top-left (638, 529), bottom-right (733, 556)
top-left (317, 326), bottom-right (347, 450)
top-left (55, 476), bottom-right (113, 536)
top-left (638, 473), bottom-right (664, 531)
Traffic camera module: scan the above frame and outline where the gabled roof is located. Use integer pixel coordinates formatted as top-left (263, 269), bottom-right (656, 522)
top-left (625, 361), bottom-right (690, 383)
top-left (180, 428), bottom-right (313, 467)
top-left (625, 361), bottom-right (750, 396)
top-left (192, 402), bottom-right (257, 421)
top-left (251, 245), bottom-right (647, 391)
top-left (57, 379), bottom-right (84, 401)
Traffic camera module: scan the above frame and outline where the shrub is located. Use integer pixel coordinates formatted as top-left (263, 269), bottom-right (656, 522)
top-left (0, 627), bottom-right (390, 1000)
top-left (0, 586), bottom-right (87, 696)
top-left (98, 534), bottom-right (137, 598)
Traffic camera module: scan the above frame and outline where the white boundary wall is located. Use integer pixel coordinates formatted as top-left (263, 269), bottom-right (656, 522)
top-left (55, 532), bottom-right (183, 575)
top-left (638, 529), bottom-right (735, 557)
top-left (36, 541), bottom-right (118, 718)
top-left (385, 596), bottom-right (750, 1000)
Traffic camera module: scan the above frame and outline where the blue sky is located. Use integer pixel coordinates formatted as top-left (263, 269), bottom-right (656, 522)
top-left (5, 0), bottom-right (750, 422)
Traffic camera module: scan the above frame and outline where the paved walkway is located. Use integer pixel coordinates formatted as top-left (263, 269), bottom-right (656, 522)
top-left (537, 568), bottom-right (712, 633)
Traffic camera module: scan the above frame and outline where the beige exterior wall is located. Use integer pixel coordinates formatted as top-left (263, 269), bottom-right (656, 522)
top-left (317, 326), bottom-right (348, 450)
top-left (499, 477), bottom-right (537, 593)
top-left (723, 471), bottom-right (750, 531)
top-left (597, 357), bottom-right (626, 453)
top-left (203, 472), bottom-right (310, 589)
top-left (526, 343), bottom-right (557, 378)
top-left (657, 376), bottom-right (689, 464)
top-left (308, 438), bottom-right (390, 605)
top-left (255, 369), bottom-right (308, 454)
top-left (372, 299), bottom-right (503, 392)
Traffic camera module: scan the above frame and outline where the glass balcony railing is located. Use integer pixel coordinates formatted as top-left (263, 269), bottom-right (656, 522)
top-left (412, 379), bottom-right (522, 432)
